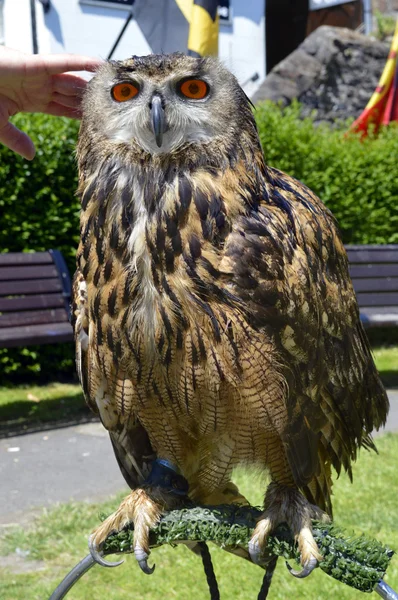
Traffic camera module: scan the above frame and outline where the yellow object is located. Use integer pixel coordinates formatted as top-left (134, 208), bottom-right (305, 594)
top-left (175, 0), bottom-right (219, 57)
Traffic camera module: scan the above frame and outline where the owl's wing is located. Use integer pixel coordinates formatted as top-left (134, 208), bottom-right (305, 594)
top-left (71, 268), bottom-right (155, 490)
top-left (220, 166), bottom-right (388, 496)
top-left (71, 269), bottom-right (94, 412)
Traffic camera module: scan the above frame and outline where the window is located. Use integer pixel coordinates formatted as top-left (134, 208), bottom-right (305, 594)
top-left (219, 0), bottom-right (231, 23)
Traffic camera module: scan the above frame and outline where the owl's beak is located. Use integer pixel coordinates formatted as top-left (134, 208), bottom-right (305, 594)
top-left (150, 95), bottom-right (165, 148)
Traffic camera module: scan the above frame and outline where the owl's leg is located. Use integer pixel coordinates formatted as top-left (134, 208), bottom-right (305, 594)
top-left (89, 461), bottom-right (188, 574)
top-left (249, 481), bottom-right (329, 576)
top-left (248, 435), bottom-right (330, 577)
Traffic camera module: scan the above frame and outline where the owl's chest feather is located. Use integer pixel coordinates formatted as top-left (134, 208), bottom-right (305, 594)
top-left (124, 187), bottom-right (160, 338)
top-left (77, 165), bottom-right (249, 377)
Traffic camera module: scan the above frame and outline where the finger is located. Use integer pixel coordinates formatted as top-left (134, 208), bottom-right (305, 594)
top-left (31, 53), bottom-right (103, 77)
top-left (51, 92), bottom-right (82, 110)
top-left (45, 101), bottom-right (82, 119)
top-left (52, 73), bottom-right (88, 96)
top-left (0, 121), bottom-right (35, 160)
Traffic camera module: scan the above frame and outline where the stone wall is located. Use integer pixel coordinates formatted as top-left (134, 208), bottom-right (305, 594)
top-left (252, 26), bottom-right (390, 124)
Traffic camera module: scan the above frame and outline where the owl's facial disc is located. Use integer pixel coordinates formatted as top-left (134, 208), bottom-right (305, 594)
top-left (103, 72), bottom-right (217, 155)
top-left (84, 55), bottom-right (247, 157)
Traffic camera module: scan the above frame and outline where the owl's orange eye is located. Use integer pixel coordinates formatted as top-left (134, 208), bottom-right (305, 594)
top-left (179, 79), bottom-right (208, 100)
top-left (111, 82), bottom-right (140, 102)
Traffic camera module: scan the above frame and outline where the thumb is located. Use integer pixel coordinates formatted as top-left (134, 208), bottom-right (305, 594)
top-left (0, 121), bottom-right (36, 160)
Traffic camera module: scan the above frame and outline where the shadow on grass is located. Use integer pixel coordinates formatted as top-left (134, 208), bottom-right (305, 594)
top-left (0, 388), bottom-right (97, 438)
top-left (379, 371), bottom-right (398, 389)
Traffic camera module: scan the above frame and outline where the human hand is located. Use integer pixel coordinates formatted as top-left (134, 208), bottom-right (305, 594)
top-left (0, 46), bottom-right (102, 160)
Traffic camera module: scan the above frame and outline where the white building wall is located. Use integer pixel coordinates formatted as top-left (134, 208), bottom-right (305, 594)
top-left (219, 0), bottom-right (266, 97)
top-left (3, 0), bottom-right (151, 58)
top-left (43, 0), bottom-right (151, 60)
top-left (4, 0), bottom-right (33, 53)
top-left (35, 1), bottom-right (52, 54)
top-left (2, 0), bottom-right (265, 94)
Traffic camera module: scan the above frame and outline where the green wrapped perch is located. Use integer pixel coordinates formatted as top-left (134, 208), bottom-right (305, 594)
top-left (102, 504), bottom-right (394, 594)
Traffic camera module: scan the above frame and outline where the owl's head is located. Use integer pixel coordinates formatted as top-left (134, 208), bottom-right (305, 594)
top-left (81, 53), bottom-right (256, 158)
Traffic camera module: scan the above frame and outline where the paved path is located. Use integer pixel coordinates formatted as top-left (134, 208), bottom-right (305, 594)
top-left (1, 390), bottom-right (397, 527)
top-left (0, 422), bottom-right (127, 526)
top-left (378, 389), bottom-right (398, 435)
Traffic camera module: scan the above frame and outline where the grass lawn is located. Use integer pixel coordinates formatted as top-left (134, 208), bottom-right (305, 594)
top-left (0, 433), bottom-right (397, 600)
top-left (0, 383), bottom-right (92, 437)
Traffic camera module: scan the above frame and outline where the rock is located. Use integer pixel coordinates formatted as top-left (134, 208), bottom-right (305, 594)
top-left (253, 26), bottom-right (390, 124)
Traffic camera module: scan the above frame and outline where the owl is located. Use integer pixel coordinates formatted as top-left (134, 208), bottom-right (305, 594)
top-left (72, 53), bottom-right (388, 577)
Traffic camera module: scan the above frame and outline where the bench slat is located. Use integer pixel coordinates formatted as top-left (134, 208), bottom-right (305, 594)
top-left (0, 278), bottom-right (62, 296)
top-left (355, 292), bottom-right (398, 307)
top-left (0, 321), bottom-right (73, 348)
top-left (347, 244), bottom-right (398, 249)
top-left (346, 249), bottom-right (398, 264)
top-left (0, 265), bottom-right (58, 281)
top-left (349, 264), bottom-right (398, 278)
top-left (360, 307), bottom-right (398, 328)
top-left (0, 252), bottom-right (53, 266)
top-left (0, 294), bottom-right (66, 312)
top-left (360, 306), bottom-right (398, 315)
top-left (352, 277), bottom-right (398, 293)
top-left (0, 308), bottom-right (68, 329)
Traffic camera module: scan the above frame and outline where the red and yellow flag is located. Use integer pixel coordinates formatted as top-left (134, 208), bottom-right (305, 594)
top-left (350, 20), bottom-right (398, 135)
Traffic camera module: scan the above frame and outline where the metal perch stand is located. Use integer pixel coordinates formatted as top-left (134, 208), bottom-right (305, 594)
top-left (49, 554), bottom-right (96, 600)
top-left (377, 580), bottom-right (398, 600)
top-left (49, 505), bottom-right (397, 600)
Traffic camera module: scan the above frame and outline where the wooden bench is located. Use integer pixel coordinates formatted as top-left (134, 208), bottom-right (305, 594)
top-left (346, 244), bottom-right (398, 328)
top-left (0, 250), bottom-right (73, 348)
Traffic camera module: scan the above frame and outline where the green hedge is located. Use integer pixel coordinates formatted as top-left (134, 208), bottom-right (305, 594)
top-left (256, 101), bottom-right (398, 245)
top-left (1, 114), bottom-right (80, 270)
top-left (1, 106), bottom-right (397, 382)
top-left (0, 114), bottom-right (80, 383)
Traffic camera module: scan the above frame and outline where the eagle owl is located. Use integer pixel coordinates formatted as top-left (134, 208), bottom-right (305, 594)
top-left (72, 53), bottom-right (388, 576)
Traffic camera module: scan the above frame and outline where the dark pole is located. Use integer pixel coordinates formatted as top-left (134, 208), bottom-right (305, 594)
top-left (30, 0), bottom-right (39, 53)
top-left (107, 7), bottom-right (134, 60)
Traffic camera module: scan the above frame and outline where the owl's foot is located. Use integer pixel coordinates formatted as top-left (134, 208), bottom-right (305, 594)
top-left (248, 482), bottom-right (330, 577)
top-left (89, 486), bottom-right (182, 574)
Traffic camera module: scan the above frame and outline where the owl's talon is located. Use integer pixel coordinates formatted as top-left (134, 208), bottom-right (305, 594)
top-left (248, 537), bottom-right (263, 565)
top-left (286, 555), bottom-right (318, 578)
top-left (88, 535), bottom-right (124, 568)
top-left (138, 558), bottom-right (156, 575)
top-left (134, 543), bottom-right (155, 574)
